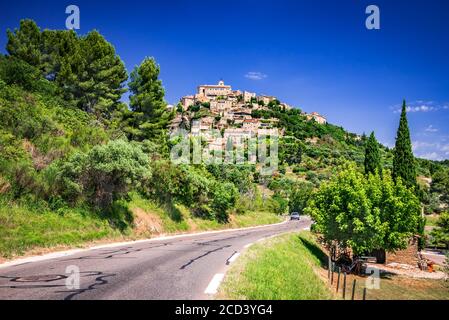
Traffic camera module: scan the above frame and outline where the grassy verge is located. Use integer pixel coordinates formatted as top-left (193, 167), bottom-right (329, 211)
top-left (338, 273), bottom-right (449, 300)
top-left (0, 194), bottom-right (283, 261)
top-left (219, 230), bottom-right (449, 300)
top-left (218, 232), bottom-right (333, 300)
top-left (0, 200), bottom-right (122, 259)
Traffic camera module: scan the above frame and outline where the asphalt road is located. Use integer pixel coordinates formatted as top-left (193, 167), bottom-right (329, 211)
top-left (0, 218), bottom-right (311, 300)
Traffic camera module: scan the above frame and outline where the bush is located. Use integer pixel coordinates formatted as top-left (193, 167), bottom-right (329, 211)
top-left (49, 140), bottom-right (151, 209)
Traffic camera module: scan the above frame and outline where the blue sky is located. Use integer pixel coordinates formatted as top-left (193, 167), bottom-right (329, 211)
top-left (1, 0), bottom-right (449, 160)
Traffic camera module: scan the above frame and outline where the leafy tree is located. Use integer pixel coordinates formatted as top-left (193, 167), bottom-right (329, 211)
top-left (289, 182), bottom-right (313, 214)
top-left (364, 132), bottom-right (382, 175)
top-left (279, 137), bottom-right (302, 165)
top-left (393, 100), bottom-right (416, 189)
top-left (431, 167), bottom-right (449, 205)
top-left (126, 57), bottom-right (172, 142)
top-left (207, 164), bottom-right (254, 193)
top-left (430, 212), bottom-right (449, 249)
top-left (211, 181), bottom-right (238, 222)
top-left (305, 163), bottom-right (421, 255)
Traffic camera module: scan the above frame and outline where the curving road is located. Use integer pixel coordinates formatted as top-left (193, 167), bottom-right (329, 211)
top-left (0, 218), bottom-right (311, 300)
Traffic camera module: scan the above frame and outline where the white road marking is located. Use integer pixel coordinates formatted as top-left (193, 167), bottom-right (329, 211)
top-left (204, 273), bottom-right (225, 295)
top-left (227, 252), bottom-right (240, 264)
top-left (244, 243), bottom-right (253, 249)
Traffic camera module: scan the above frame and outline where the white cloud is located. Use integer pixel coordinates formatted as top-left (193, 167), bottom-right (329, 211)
top-left (245, 72), bottom-right (267, 81)
top-left (425, 125), bottom-right (438, 133)
top-left (413, 140), bottom-right (449, 160)
top-left (412, 141), bottom-right (438, 151)
top-left (418, 152), bottom-right (442, 161)
top-left (442, 145), bottom-right (449, 155)
top-left (406, 105), bottom-right (435, 113)
top-left (392, 100), bottom-right (448, 113)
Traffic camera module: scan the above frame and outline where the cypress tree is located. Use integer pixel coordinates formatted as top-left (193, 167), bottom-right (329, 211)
top-left (393, 100), bottom-right (416, 188)
top-left (364, 131), bottom-right (382, 175)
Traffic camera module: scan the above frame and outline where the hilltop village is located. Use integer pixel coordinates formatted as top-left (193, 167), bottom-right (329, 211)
top-left (169, 80), bottom-right (327, 153)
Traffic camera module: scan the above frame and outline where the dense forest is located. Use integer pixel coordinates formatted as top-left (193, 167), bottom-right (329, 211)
top-left (0, 20), bottom-right (448, 258)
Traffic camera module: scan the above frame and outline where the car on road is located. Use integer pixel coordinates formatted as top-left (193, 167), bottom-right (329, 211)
top-left (290, 212), bottom-right (300, 221)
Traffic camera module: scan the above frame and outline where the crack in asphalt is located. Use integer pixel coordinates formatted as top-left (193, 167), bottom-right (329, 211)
top-left (180, 245), bottom-right (232, 270)
top-left (0, 271), bottom-right (114, 297)
top-left (225, 251), bottom-right (238, 265)
top-left (193, 233), bottom-right (251, 246)
top-left (61, 243), bottom-right (172, 262)
top-left (61, 271), bottom-right (116, 300)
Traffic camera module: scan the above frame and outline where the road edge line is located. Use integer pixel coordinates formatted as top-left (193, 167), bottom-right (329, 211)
top-left (0, 216), bottom-right (301, 269)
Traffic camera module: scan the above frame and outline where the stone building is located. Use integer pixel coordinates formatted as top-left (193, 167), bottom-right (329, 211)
top-left (197, 80), bottom-right (232, 99)
top-left (307, 112), bottom-right (327, 125)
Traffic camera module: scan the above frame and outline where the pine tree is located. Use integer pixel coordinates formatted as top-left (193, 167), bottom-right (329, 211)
top-left (393, 100), bottom-right (416, 188)
top-left (7, 21), bottom-right (128, 123)
top-left (6, 20), bottom-right (43, 69)
top-left (58, 31), bottom-right (128, 121)
top-left (364, 131), bottom-right (382, 175)
top-left (127, 57), bottom-right (172, 141)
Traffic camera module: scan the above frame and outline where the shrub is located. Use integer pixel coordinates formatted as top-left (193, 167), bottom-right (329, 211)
top-left (49, 140), bottom-right (151, 209)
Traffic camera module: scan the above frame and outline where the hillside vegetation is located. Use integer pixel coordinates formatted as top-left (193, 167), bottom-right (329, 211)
top-left (0, 19), bottom-right (448, 259)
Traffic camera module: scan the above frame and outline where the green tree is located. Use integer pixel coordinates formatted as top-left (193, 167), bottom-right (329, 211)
top-left (57, 31), bottom-right (128, 121)
top-left (279, 137), bottom-right (302, 166)
top-left (211, 182), bottom-right (238, 222)
top-left (126, 57), bottom-right (172, 142)
top-left (431, 167), bottom-right (449, 205)
top-left (0, 55), bottom-right (44, 91)
top-left (6, 20), bottom-right (42, 69)
top-left (393, 100), bottom-right (416, 188)
top-left (7, 20), bottom-right (128, 123)
top-left (364, 132), bottom-right (382, 175)
top-left (305, 163), bottom-right (420, 255)
top-left (430, 212), bottom-right (449, 249)
top-left (289, 182), bottom-right (313, 214)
